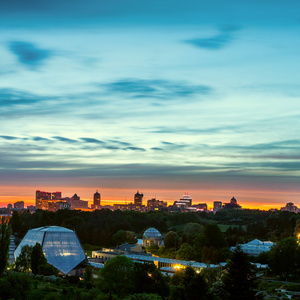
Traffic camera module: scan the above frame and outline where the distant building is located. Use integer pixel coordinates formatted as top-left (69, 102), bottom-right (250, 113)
top-left (26, 205), bottom-right (36, 211)
top-left (147, 198), bottom-right (167, 211)
top-left (7, 204), bottom-right (12, 210)
top-left (48, 201), bottom-right (70, 212)
top-left (194, 203), bottom-right (208, 211)
top-left (213, 201), bottom-right (222, 213)
top-left (142, 228), bottom-right (163, 247)
top-left (52, 192), bottom-right (61, 200)
top-left (36, 190), bottom-right (88, 211)
top-left (114, 203), bottom-right (146, 212)
top-left (134, 191), bottom-right (143, 206)
top-left (36, 190), bottom-right (51, 208)
top-left (93, 190), bottom-right (101, 210)
top-left (13, 201), bottom-right (24, 209)
top-left (71, 194), bottom-right (80, 200)
top-left (223, 197), bottom-right (241, 210)
top-left (231, 239), bottom-right (273, 257)
top-left (66, 198), bottom-right (88, 210)
top-left (281, 202), bottom-right (298, 213)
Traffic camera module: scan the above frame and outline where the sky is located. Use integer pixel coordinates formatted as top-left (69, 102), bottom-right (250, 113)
top-left (0, 0), bottom-right (300, 209)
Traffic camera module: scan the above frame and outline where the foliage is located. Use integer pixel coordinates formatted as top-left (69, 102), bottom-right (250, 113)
top-left (0, 272), bottom-right (31, 300)
top-left (15, 244), bottom-right (33, 272)
top-left (176, 243), bottom-right (196, 260)
top-left (113, 230), bottom-right (137, 246)
top-left (164, 231), bottom-right (179, 249)
top-left (38, 263), bottom-right (59, 276)
top-left (170, 266), bottom-right (209, 300)
top-left (124, 293), bottom-right (162, 300)
top-left (10, 211), bottom-right (23, 236)
top-left (0, 217), bottom-right (11, 277)
top-left (268, 237), bottom-right (300, 278)
top-left (222, 246), bottom-right (257, 300)
top-left (99, 255), bottom-right (135, 297)
top-left (31, 242), bottom-right (47, 274)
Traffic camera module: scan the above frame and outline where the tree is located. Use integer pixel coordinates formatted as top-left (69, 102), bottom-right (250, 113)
top-left (0, 217), bottom-right (11, 277)
top-left (268, 237), bottom-right (300, 278)
top-left (99, 255), bottom-right (134, 297)
top-left (113, 230), bottom-right (137, 246)
top-left (15, 245), bottom-right (33, 272)
top-left (132, 262), bottom-right (169, 297)
top-left (10, 211), bottom-right (23, 236)
top-left (164, 231), bottom-right (179, 249)
top-left (31, 242), bottom-right (47, 274)
top-left (170, 266), bottom-right (209, 300)
top-left (201, 224), bottom-right (228, 263)
top-left (222, 246), bottom-right (257, 300)
top-left (180, 223), bottom-right (203, 245)
top-left (176, 243), bottom-right (196, 260)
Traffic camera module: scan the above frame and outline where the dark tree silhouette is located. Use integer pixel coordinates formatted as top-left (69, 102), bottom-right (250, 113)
top-left (222, 246), bottom-right (257, 300)
top-left (0, 217), bottom-right (11, 277)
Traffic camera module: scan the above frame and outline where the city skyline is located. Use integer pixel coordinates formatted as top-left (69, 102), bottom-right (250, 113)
top-left (1, 0), bottom-right (300, 209)
top-left (2, 188), bottom-right (298, 210)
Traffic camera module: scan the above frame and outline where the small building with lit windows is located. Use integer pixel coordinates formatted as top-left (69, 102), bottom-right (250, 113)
top-left (142, 227), bottom-right (163, 247)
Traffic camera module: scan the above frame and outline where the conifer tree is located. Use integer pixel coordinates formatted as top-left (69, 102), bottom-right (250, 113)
top-left (222, 246), bottom-right (257, 300)
top-left (0, 217), bottom-right (11, 277)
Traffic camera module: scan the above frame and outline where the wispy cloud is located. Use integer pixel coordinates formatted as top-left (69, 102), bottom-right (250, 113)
top-left (185, 25), bottom-right (240, 50)
top-left (101, 79), bottom-right (212, 99)
top-left (80, 138), bottom-right (104, 144)
top-left (8, 41), bottom-right (52, 67)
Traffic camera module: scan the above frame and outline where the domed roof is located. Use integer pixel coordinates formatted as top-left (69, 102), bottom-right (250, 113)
top-left (143, 227), bottom-right (162, 239)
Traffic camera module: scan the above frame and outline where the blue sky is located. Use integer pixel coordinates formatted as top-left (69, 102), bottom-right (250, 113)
top-left (0, 0), bottom-right (300, 207)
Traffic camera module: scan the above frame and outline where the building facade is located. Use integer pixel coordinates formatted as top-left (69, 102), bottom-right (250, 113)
top-left (93, 190), bottom-right (101, 210)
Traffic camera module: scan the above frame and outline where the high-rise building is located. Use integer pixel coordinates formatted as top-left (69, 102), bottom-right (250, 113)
top-left (213, 201), bottom-right (222, 213)
top-left (147, 198), bottom-right (167, 211)
top-left (173, 193), bottom-right (193, 211)
top-left (134, 191), bottom-right (143, 206)
top-left (52, 192), bottom-right (62, 200)
top-left (36, 190), bottom-right (51, 207)
top-left (13, 201), bottom-right (24, 209)
top-left (93, 190), bottom-right (101, 209)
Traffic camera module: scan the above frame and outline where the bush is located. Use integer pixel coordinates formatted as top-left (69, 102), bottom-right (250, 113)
top-left (0, 272), bottom-right (31, 299)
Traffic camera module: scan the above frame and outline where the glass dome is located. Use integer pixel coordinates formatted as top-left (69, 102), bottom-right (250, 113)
top-left (143, 227), bottom-right (162, 239)
top-left (14, 226), bottom-right (86, 274)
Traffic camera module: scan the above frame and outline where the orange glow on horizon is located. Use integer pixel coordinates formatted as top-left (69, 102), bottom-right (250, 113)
top-left (0, 186), bottom-right (289, 211)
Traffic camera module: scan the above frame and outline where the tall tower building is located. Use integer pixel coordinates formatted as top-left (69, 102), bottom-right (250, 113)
top-left (36, 190), bottom-right (51, 208)
top-left (134, 191), bottom-right (143, 206)
top-left (93, 190), bottom-right (101, 210)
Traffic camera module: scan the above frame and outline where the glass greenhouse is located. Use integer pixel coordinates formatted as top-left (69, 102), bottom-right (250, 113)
top-left (14, 226), bottom-right (86, 274)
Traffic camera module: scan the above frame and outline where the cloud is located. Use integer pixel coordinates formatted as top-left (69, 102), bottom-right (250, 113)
top-left (80, 138), bottom-right (104, 144)
top-left (0, 135), bottom-right (20, 140)
top-left (52, 136), bottom-right (78, 144)
top-left (185, 25), bottom-right (240, 50)
top-left (32, 136), bottom-right (51, 142)
top-left (149, 125), bottom-right (242, 135)
top-left (0, 88), bottom-right (45, 107)
top-left (101, 79), bottom-right (212, 99)
top-left (109, 140), bottom-right (132, 146)
top-left (126, 146), bottom-right (146, 151)
top-left (8, 41), bottom-right (52, 67)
